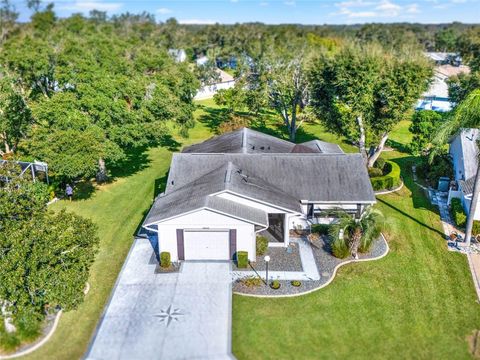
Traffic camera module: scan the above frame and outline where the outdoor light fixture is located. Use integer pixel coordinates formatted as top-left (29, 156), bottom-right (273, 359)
top-left (264, 255), bottom-right (270, 286)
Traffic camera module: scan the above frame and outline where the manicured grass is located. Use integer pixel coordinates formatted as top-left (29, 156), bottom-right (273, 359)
top-left (22, 101), bottom-right (480, 359)
top-left (232, 122), bottom-right (480, 359)
top-left (23, 121), bottom-right (213, 359)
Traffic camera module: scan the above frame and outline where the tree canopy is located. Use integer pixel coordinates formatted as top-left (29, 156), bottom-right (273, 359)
top-left (309, 42), bottom-right (432, 166)
top-left (0, 162), bottom-right (99, 329)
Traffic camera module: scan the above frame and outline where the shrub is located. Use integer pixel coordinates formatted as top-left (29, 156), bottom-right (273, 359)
top-left (370, 160), bottom-right (401, 191)
top-left (270, 280), bottom-right (281, 289)
top-left (368, 167), bottom-right (383, 177)
top-left (374, 157), bottom-right (386, 171)
top-left (160, 252), bottom-right (171, 268)
top-left (416, 153), bottom-right (453, 187)
top-left (291, 280), bottom-right (301, 287)
top-left (256, 235), bottom-right (268, 256)
top-left (237, 251), bottom-right (248, 268)
top-left (358, 225), bottom-right (381, 253)
top-left (240, 276), bottom-right (262, 287)
top-left (331, 237), bottom-right (350, 259)
top-left (450, 198), bottom-right (467, 228)
top-left (473, 220), bottom-right (480, 236)
top-left (311, 224), bottom-right (330, 235)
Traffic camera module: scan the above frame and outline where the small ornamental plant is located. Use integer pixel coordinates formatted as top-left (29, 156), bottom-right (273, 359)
top-left (270, 280), bottom-right (281, 290)
top-left (291, 280), bottom-right (301, 287)
top-left (160, 252), bottom-right (171, 268)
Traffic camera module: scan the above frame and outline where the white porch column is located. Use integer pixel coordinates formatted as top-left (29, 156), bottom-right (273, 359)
top-left (284, 213), bottom-right (289, 247)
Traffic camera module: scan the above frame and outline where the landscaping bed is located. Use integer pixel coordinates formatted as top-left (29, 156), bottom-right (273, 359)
top-left (232, 243), bottom-right (302, 272)
top-left (232, 235), bottom-right (388, 296)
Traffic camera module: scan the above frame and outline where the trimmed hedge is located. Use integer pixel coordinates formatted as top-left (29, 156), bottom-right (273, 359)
top-left (370, 160), bottom-right (401, 191)
top-left (450, 198), bottom-right (467, 228)
top-left (473, 220), bottom-right (480, 236)
top-left (311, 224), bottom-right (330, 235)
top-left (160, 251), bottom-right (171, 268)
top-left (237, 251), bottom-right (248, 268)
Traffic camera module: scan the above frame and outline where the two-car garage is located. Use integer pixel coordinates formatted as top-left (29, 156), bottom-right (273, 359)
top-left (178, 229), bottom-right (236, 261)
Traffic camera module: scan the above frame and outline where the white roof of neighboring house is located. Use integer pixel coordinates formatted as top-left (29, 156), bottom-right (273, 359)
top-left (196, 56), bottom-right (209, 66)
top-left (422, 65), bottom-right (470, 100)
top-left (216, 69), bottom-right (234, 83)
top-left (425, 52), bottom-right (456, 62)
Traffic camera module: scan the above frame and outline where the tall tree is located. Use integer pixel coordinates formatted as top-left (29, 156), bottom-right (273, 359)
top-left (309, 42), bottom-right (432, 167)
top-left (0, 162), bottom-right (99, 328)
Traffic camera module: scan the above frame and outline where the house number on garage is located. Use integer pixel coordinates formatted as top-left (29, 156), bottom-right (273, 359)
top-left (154, 305), bottom-right (184, 326)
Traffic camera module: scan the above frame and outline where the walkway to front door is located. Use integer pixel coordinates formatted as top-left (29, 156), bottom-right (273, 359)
top-left (85, 238), bottom-right (234, 360)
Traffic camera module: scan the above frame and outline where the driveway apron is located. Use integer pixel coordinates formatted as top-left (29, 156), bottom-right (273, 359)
top-left (85, 238), bottom-right (233, 360)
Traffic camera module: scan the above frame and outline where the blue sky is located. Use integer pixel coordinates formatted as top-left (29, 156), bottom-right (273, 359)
top-left (15, 0), bottom-right (480, 24)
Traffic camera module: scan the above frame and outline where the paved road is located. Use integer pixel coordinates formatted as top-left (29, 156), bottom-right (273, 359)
top-left (85, 238), bottom-right (233, 360)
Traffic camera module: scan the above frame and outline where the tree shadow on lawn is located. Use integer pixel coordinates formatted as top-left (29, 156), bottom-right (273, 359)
top-left (387, 139), bottom-right (410, 154)
top-left (378, 155), bottom-right (444, 238)
top-left (109, 146), bottom-right (151, 180)
top-left (198, 106), bottom-right (231, 133)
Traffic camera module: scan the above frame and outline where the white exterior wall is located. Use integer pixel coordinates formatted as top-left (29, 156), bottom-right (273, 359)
top-left (194, 80), bottom-right (235, 100)
top-left (450, 135), bottom-right (465, 181)
top-left (462, 194), bottom-right (480, 221)
top-left (217, 192), bottom-right (286, 214)
top-left (155, 209), bottom-right (256, 262)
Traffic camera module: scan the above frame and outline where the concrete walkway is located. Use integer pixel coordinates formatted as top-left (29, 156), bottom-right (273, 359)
top-left (86, 238), bottom-right (233, 360)
top-left (231, 237), bottom-right (320, 282)
top-left (433, 190), bottom-right (480, 301)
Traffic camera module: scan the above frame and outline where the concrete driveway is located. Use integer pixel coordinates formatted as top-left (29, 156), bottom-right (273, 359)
top-left (85, 238), bottom-right (234, 360)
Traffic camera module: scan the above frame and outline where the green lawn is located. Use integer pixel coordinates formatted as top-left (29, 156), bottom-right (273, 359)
top-left (232, 123), bottom-right (480, 359)
top-left (24, 119), bottom-right (212, 360)
top-left (23, 104), bottom-right (480, 359)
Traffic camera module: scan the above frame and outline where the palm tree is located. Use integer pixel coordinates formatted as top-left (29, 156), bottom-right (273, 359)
top-left (433, 90), bottom-right (480, 247)
top-left (329, 207), bottom-right (383, 259)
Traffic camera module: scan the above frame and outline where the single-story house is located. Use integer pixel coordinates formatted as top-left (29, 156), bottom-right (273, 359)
top-left (141, 128), bottom-right (376, 262)
top-left (416, 63), bottom-right (470, 112)
top-left (448, 128), bottom-right (480, 219)
top-left (194, 69), bottom-right (235, 100)
top-left (167, 49), bottom-right (187, 63)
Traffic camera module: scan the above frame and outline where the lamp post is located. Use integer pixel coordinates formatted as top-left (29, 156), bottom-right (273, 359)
top-left (264, 255), bottom-right (270, 286)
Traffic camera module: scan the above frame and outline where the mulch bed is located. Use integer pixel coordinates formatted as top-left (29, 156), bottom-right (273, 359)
top-left (233, 236), bottom-right (388, 296)
top-left (232, 243), bottom-right (302, 272)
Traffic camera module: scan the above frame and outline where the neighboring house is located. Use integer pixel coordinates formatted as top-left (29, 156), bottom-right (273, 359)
top-left (168, 49), bottom-right (187, 63)
top-left (141, 128), bottom-right (375, 262)
top-left (448, 128), bottom-right (480, 219)
top-left (416, 64), bottom-right (470, 112)
top-left (425, 52), bottom-right (462, 66)
top-left (195, 55), bottom-right (209, 66)
top-left (194, 68), bottom-right (235, 100)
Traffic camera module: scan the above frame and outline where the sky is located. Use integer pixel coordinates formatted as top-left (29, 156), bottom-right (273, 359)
top-left (14, 0), bottom-right (480, 24)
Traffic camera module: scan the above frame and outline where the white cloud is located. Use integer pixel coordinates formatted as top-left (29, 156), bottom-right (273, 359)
top-left (451, 0), bottom-right (467, 3)
top-left (284, 0), bottom-right (296, 5)
top-left (156, 7), bottom-right (172, 14)
top-left (406, 3), bottom-right (420, 13)
top-left (58, 1), bottom-right (123, 12)
top-left (231, 0), bottom-right (239, 2)
top-left (260, 1), bottom-right (269, 6)
top-left (178, 19), bottom-right (217, 24)
top-left (334, 0), bottom-right (421, 19)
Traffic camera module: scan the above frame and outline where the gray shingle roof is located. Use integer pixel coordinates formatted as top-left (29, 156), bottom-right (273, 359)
top-left (167, 153), bottom-right (375, 203)
top-left (300, 140), bottom-right (344, 154)
top-left (459, 129), bottom-right (479, 181)
top-left (459, 176), bottom-right (475, 195)
top-left (143, 161), bottom-right (298, 226)
top-left (143, 128), bottom-right (374, 228)
top-left (182, 127), bottom-right (345, 155)
top-left (182, 128), bottom-right (296, 154)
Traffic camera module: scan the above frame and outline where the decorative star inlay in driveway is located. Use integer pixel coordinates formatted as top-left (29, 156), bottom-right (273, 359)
top-left (154, 305), bottom-right (184, 327)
